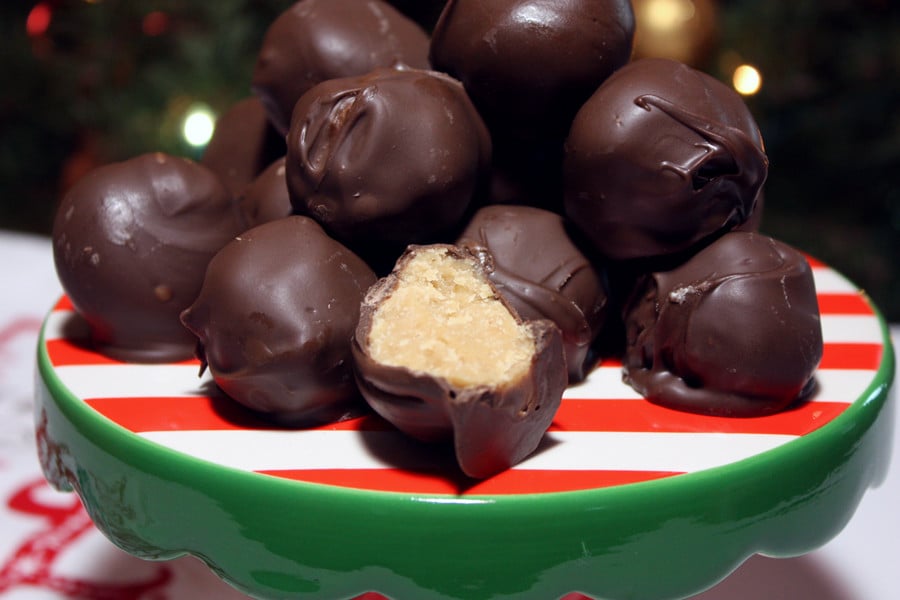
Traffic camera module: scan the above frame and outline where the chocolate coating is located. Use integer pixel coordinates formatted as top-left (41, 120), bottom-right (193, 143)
top-left (237, 157), bottom-right (292, 229)
top-left (52, 153), bottom-right (243, 363)
top-left (564, 58), bottom-right (768, 261)
top-left (181, 216), bottom-right (377, 426)
top-left (352, 244), bottom-right (567, 479)
top-left (200, 97), bottom-right (285, 198)
top-left (285, 66), bottom-right (491, 259)
top-left (457, 205), bottom-right (609, 382)
top-left (430, 0), bottom-right (635, 147)
top-left (622, 232), bottom-right (823, 417)
top-left (252, 0), bottom-right (431, 135)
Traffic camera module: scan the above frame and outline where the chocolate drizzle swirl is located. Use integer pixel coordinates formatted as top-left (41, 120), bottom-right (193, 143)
top-left (635, 93), bottom-right (768, 226)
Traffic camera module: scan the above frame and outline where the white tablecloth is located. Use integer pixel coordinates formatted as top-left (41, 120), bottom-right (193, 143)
top-left (1, 230), bottom-right (896, 600)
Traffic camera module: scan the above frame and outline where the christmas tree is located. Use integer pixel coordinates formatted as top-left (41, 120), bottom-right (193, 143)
top-left (2, 0), bottom-right (898, 319)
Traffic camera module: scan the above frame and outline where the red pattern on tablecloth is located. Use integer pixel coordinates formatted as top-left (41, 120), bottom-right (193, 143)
top-left (0, 233), bottom-right (255, 599)
top-left (0, 479), bottom-right (173, 599)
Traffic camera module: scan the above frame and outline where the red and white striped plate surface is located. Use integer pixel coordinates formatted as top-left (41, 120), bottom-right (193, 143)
top-left (41, 259), bottom-right (886, 496)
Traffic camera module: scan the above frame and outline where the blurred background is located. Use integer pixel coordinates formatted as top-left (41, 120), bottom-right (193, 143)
top-left (2, 0), bottom-right (898, 320)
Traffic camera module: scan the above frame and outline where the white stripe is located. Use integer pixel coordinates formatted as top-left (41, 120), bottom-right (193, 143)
top-left (42, 309), bottom-right (86, 341)
top-left (519, 431), bottom-right (797, 472)
top-left (812, 267), bottom-right (859, 294)
top-left (813, 369), bottom-right (883, 402)
top-left (820, 314), bottom-right (885, 344)
top-left (139, 429), bottom-right (425, 472)
top-left (134, 429), bottom-right (798, 475)
top-left (565, 368), bottom-right (876, 405)
top-left (53, 364), bottom-right (212, 399)
top-left (52, 361), bottom-right (877, 408)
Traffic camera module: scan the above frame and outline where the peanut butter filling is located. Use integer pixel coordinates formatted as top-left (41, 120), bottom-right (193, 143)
top-left (366, 247), bottom-right (535, 388)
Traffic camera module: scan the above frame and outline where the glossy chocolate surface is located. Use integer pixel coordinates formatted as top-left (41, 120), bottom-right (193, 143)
top-left (200, 97), bottom-right (285, 198)
top-left (622, 232), bottom-right (823, 417)
top-left (237, 157), bottom-right (292, 229)
top-left (252, 0), bottom-right (430, 135)
top-left (457, 205), bottom-right (609, 382)
top-left (52, 153), bottom-right (243, 363)
top-left (564, 58), bottom-right (768, 262)
top-left (181, 216), bottom-right (376, 426)
top-left (352, 244), bottom-right (567, 479)
top-left (285, 67), bottom-right (491, 261)
top-left (430, 0), bottom-right (635, 147)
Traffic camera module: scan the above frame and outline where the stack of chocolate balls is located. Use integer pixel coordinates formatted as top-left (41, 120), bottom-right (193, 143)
top-left (53, 0), bottom-right (822, 479)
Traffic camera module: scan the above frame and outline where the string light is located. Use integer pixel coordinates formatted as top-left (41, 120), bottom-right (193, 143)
top-left (732, 64), bottom-right (762, 96)
top-left (182, 105), bottom-right (216, 147)
top-left (26, 3), bottom-right (52, 37)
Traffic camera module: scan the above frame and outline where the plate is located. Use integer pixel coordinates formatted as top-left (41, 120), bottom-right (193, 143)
top-left (34, 258), bottom-right (895, 600)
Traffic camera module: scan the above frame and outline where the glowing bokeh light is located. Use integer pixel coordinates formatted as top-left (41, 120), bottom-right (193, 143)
top-left (26, 3), bottom-right (52, 36)
top-left (182, 106), bottom-right (216, 147)
top-left (732, 64), bottom-right (762, 96)
top-left (142, 11), bottom-right (170, 36)
top-left (642, 0), bottom-right (696, 33)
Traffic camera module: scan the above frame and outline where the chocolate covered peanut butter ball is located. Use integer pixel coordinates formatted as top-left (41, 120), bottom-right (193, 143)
top-left (252, 0), bottom-right (431, 135)
top-left (285, 67), bottom-right (491, 264)
top-left (237, 157), bottom-right (292, 229)
top-left (200, 97), bottom-right (285, 198)
top-left (430, 0), bottom-right (635, 148)
top-left (352, 244), bottom-right (566, 479)
top-left (181, 216), bottom-right (377, 426)
top-left (564, 57), bottom-right (768, 262)
top-left (457, 205), bottom-right (610, 382)
top-left (53, 153), bottom-right (243, 363)
top-left (622, 232), bottom-right (823, 417)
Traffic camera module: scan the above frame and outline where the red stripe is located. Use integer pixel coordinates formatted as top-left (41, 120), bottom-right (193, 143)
top-left (806, 256), bottom-right (825, 268)
top-left (256, 468), bottom-right (681, 495)
top-left (819, 343), bottom-right (883, 370)
top-left (816, 292), bottom-right (872, 315)
top-left (86, 396), bottom-right (274, 431)
top-left (596, 356), bottom-right (623, 368)
top-left (54, 296), bottom-right (75, 311)
top-left (46, 338), bottom-right (201, 367)
top-left (550, 399), bottom-right (849, 436)
top-left (47, 339), bottom-right (126, 366)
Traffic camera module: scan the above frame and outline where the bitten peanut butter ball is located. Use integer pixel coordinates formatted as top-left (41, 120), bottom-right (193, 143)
top-left (252, 0), bottom-right (431, 135)
top-left (352, 244), bottom-right (567, 479)
top-left (52, 153), bottom-right (243, 363)
top-left (285, 67), bottom-right (491, 264)
top-left (622, 232), bottom-right (823, 417)
top-left (564, 58), bottom-right (768, 262)
top-left (181, 216), bottom-right (377, 426)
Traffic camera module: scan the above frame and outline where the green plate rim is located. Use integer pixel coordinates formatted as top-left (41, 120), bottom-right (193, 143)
top-left (33, 291), bottom-right (896, 600)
